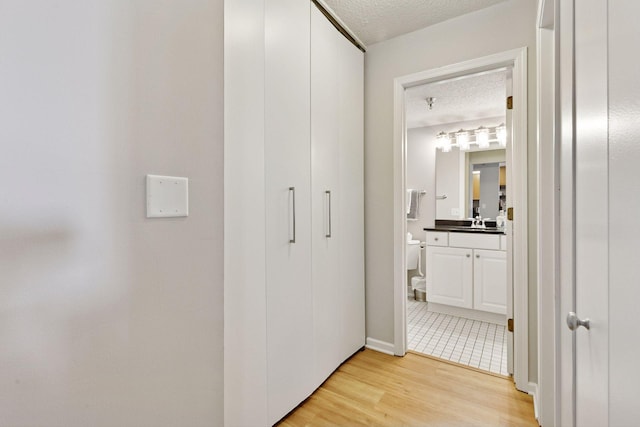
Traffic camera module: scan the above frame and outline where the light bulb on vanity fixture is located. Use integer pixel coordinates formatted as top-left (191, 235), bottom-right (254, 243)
top-left (475, 126), bottom-right (490, 149)
top-left (496, 123), bottom-right (507, 147)
top-left (456, 129), bottom-right (470, 151)
top-left (436, 131), bottom-right (451, 152)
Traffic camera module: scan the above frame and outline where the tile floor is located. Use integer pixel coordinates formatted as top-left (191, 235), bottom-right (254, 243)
top-left (407, 297), bottom-right (508, 376)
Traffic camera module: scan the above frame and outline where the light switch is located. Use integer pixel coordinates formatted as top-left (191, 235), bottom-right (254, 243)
top-left (146, 175), bottom-right (189, 218)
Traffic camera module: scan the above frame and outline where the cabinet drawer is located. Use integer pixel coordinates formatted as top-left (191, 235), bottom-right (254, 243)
top-left (500, 235), bottom-right (507, 250)
top-left (448, 232), bottom-right (500, 250)
top-left (425, 231), bottom-right (448, 246)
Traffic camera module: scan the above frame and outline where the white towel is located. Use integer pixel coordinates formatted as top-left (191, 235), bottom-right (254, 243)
top-left (407, 189), bottom-right (421, 220)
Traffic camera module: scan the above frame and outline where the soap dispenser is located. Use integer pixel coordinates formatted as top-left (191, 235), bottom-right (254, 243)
top-left (496, 210), bottom-right (506, 229)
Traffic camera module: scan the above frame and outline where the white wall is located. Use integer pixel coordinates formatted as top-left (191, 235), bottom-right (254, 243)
top-left (406, 127), bottom-right (438, 239)
top-left (364, 0), bottom-right (538, 382)
top-left (0, 1), bottom-right (224, 425)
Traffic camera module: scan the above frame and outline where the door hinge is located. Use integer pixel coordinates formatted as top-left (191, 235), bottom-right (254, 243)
top-left (507, 207), bottom-right (514, 221)
top-left (507, 318), bottom-right (514, 332)
top-left (507, 96), bottom-right (513, 110)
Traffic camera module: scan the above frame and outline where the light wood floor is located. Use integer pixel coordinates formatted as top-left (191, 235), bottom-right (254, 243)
top-left (278, 349), bottom-right (538, 427)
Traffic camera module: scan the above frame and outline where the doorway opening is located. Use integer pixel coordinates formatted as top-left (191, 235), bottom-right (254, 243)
top-left (405, 68), bottom-right (510, 377)
top-left (392, 48), bottom-right (530, 392)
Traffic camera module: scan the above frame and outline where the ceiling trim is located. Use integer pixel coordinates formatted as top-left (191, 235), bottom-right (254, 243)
top-left (312, 0), bottom-right (367, 51)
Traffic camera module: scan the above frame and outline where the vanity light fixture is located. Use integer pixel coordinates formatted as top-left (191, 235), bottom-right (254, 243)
top-left (435, 123), bottom-right (506, 151)
top-left (496, 123), bottom-right (507, 147)
top-left (456, 129), bottom-right (470, 151)
top-left (475, 126), bottom-right (490, 149)
top-left (436, 131), bottom-right (451, 152)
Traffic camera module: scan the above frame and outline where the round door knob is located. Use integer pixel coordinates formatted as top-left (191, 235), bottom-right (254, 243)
top-left (476, 254), bottom-right (480, 258)
top-left (434, 237), bottom-right (439, 241)
top-left (566, 311), bottom-right (590, 331)
top-left (466, 254), bottom-right (471, 258)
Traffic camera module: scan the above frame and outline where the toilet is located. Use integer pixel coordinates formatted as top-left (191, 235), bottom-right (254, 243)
top-left (407, 237), bottom-right (427, 300)
top-left (406, 239), bottom-right (422, 270)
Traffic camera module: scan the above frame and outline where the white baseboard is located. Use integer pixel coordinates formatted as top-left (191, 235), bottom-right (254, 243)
top-left (528, 382), bottom-right (539, 422)
top-left (365, 337), bottom-right (395, 355)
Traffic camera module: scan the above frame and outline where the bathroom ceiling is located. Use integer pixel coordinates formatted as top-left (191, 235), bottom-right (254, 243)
top-left (404, 69), bottom-right (506, 129)
top-left (322, 0), bottom-right (509, 46)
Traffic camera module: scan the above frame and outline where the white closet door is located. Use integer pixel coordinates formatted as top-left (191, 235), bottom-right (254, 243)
top-left (311, 5), bottom-right (342, 385)
top-left (264, 0), bottom-right (313, 424)
top-left (337, 30), bottom-right (365, 360)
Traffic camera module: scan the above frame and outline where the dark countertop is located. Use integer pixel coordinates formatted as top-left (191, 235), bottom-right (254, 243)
top-left (424, 219), bottom-right (506, 235)
top-left (424, 226), bottom-right (506, 235)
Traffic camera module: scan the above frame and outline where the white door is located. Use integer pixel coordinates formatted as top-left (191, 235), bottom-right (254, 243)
top-left (573, 0), bottom-right (608, 424)
top-left (311, 4), bottom-right (365, 384)
top-left (426, 246), bottom-right (473, 309)
top-left (473, 249), bottom-right (507, 315)
top-left (567, 0), bottom-right (640, 425)
top-left (311, 5), bottom-right (342, 385)
top-left (606, 1), bottom-right (640, 423)
top-left (264, 0), bottom-right (313, 424)
top-left (336, 18), bottom-right (365, 360)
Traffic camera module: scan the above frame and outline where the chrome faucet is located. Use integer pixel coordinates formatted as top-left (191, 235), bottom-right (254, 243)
top-left (472, 216), bottom-right (486, 229)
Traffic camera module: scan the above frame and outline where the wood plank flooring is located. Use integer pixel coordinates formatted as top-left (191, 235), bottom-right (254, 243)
top-left (278, 349), bottom-right (538, 427)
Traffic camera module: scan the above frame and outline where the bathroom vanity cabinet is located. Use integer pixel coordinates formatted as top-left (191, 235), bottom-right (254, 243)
top-left (426, 231), bottom-right (507, 315)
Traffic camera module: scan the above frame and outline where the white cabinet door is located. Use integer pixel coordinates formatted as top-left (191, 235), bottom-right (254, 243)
top-left (336, 18), bottom-right (365, 362)
top-left (311, 4), bottom-right (365, 386)
top-left (311, 5), bottom-right (342, 385)
top-left (426, 246), bottom-right (473, 308)
top-left (265, 0), bottom-right (313, 424)
top-left (473, 249), bottom-right (507, 314)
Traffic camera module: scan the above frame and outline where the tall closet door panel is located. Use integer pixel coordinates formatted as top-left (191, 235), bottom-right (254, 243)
top-left (337, 35), bottom-right (365, 360)
top-left (310, 6), bottom-right (342, 386)
top-left (264, 0), bottom-right (313, 424)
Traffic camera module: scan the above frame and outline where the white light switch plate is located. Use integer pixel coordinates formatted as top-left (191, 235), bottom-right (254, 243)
top-left (146, 175), bottom-right (189, 218)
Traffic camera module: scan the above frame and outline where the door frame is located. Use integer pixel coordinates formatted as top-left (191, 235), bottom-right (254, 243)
top-left (540, 0), bottom-right (580, 424)
top-left (392, 47), bottom-right (530, 392)
top-left (536, 0), bottom-right (556, 424)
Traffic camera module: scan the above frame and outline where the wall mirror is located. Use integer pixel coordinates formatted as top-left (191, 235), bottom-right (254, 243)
top-left (435, 147), bottom-right (506, 220)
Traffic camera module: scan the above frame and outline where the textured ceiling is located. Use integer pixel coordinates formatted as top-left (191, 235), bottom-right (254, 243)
top-left (405, 69), bottom-right (506, 129)
top-left (322, 0), bottom-right (509, 46)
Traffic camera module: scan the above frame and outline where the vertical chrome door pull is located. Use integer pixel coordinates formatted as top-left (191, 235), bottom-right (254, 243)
top-left (289, 187), bottom-right (296, 243)
top-left (325, 190), bottom-right (332, 238)
top-left (566, 311), bottom-right (590, 331)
